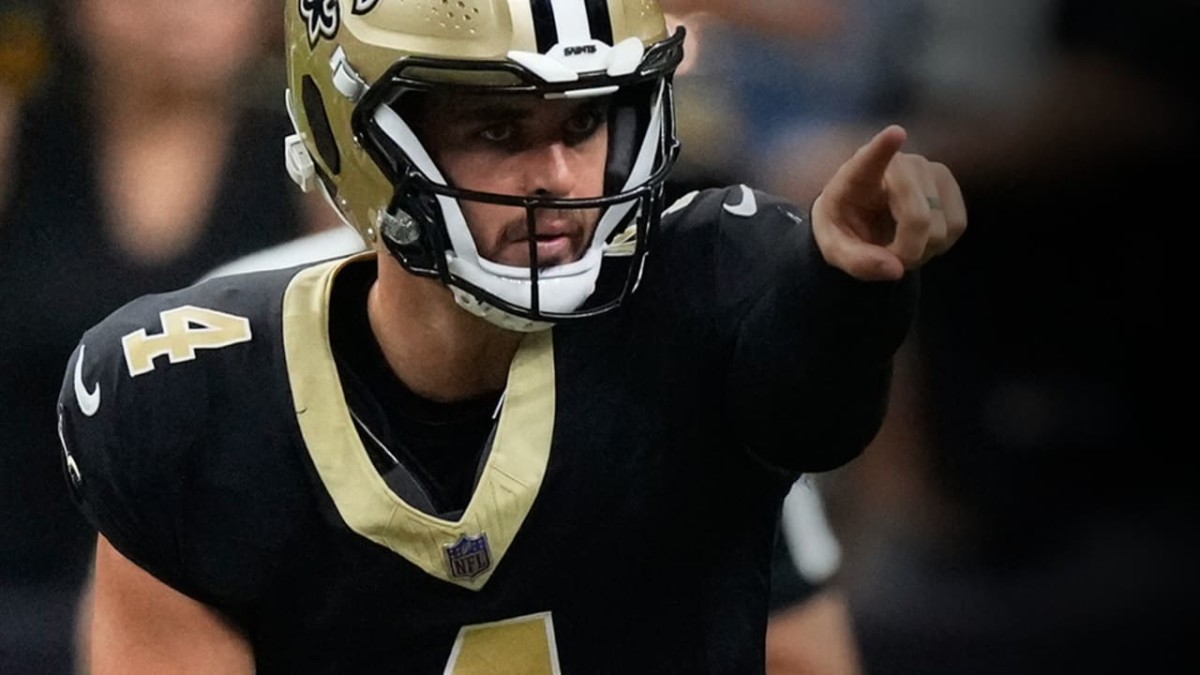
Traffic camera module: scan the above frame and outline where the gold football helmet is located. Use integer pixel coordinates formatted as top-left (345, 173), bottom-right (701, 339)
top-left (284, 0), bottom-right (683, 330)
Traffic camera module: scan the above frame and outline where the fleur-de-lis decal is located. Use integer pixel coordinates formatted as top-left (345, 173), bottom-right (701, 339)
top-left (299, 0), bottom-right (340, 47)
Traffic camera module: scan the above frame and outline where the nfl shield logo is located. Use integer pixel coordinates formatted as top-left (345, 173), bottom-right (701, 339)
top-left (445, 533), bottom-right (492, 580)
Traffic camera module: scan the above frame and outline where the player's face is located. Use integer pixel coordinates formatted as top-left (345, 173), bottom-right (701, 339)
top-left (413, 91), bottom-right (609, 268)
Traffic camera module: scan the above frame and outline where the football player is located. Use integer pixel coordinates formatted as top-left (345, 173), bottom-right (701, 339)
top-left (59, 0), bottom-right (965, 672)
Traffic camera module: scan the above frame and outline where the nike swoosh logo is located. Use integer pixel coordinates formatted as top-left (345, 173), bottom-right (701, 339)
top-left (722, 184), bottom-right (758, 217)
top-left (74, 345), bottom-right (101, 417)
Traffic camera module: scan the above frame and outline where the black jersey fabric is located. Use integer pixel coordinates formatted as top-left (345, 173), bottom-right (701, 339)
top-left (58, 186), bottom-right (915, 673)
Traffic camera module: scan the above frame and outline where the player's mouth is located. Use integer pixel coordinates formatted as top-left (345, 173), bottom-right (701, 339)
top-left (498, 216), bottom-right (590, 267)
top-left (524, 232), bottom-right (576, 265)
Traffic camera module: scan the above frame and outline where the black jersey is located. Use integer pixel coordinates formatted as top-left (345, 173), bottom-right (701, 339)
top-left (58, 187), bottom-right (915, 673)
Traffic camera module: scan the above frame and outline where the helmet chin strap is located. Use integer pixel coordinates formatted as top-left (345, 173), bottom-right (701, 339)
top-left (448, 287), bottom-right (555, 333)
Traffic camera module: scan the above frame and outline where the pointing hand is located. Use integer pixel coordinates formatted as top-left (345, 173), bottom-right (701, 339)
top-left (811, 125), bottom-right (967, 281)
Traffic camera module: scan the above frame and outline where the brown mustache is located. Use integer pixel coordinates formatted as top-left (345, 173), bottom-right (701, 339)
top-left (498, 208), bottom-right (595, 244)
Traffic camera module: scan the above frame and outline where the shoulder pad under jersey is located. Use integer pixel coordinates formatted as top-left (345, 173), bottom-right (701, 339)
top-left (56, 265), bottom-right (302, 595)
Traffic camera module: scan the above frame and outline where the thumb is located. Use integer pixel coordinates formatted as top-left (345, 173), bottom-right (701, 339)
top-left (812, 193), bottom-right (906, 281)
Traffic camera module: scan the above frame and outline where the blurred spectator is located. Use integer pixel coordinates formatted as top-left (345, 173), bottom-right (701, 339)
top-left (827, 1), bottom-right (1196, 673)
top-left (0, 2), bottom-right (51, 100)
top-left (0, 0), bottom-right (333, 671)
top-left (663, 0), bottom-right (928, 206)
top-left (0, 84), bottom-right (16, 211)
top-left (0, 1), bottom-right (51, 209)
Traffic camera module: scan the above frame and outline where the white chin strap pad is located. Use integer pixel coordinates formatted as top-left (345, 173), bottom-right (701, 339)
top-left (449, 286), bottom-right (555, 333)
top-left (446, 248), bottom-right (602, 316)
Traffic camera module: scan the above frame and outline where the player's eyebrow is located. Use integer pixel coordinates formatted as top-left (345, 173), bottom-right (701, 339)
top-left (449, 98), bottom-right (607, 125)
top-left (451, 102), bottom-right (532, 124)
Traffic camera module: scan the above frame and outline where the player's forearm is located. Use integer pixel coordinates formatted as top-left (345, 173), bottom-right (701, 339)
top-left (766, 589), bottom-right (863, 675)
top-left (728, 222), bottom-right (917, 473)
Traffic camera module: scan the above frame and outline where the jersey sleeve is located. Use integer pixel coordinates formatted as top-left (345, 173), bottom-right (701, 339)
top-left (664, 186), bottom-right (918, 475)
top-left (57, 300), bottom-right (194, 598)
top-left (55, 280), bottom-right (272, 609)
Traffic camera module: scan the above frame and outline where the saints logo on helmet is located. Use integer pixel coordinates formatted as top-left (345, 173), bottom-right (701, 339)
top-left (284, 0), bottom-right (683, 331)
top-left (297, 0), bottom-right (338, 47)
top-left (298, 0), bottom-right (381, 47)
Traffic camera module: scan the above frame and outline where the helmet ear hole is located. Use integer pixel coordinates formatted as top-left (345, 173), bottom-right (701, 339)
top-left (302, 75), bottom-right (341, 175)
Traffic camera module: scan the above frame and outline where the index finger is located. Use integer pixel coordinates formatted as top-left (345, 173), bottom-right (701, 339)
top-left (830, 125), bottom-right (908, 193)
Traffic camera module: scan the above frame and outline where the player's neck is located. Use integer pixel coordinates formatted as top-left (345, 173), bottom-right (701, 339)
top-left (367, 255), bottom-right (522, 403)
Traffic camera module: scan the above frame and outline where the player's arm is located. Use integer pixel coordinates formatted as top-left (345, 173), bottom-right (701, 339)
top-left (85, 535), bottom-right (255, 675)
top-left (766, 588), bottom-right (862, 675)
top-left (716, 126), bottom-right (963, 474)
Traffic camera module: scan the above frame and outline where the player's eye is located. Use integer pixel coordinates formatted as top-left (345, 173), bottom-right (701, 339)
top-left (564, 106), bottom-right (605, 144)
top-left (478, 123), bottom-right (516, 144)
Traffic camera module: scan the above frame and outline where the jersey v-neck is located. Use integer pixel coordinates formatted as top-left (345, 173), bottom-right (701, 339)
top-left (328, 259), bottom-right (500, 516)
top-left (282, 255), bottom-right (558, 590)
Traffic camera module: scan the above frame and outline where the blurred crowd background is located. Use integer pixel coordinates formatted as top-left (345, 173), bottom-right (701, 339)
top-left (1, 1), bottom-right (1193, 673)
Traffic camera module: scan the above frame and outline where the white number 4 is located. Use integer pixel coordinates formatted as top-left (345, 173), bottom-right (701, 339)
top-left (121, 305), bottom-right (252, 377)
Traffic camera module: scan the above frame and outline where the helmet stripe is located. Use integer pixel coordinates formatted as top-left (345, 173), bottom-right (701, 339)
top-left (549, 0), bottom-right (591, 45)
top-left (583, 0), bottom-right (613, 45)
top-left (529, 0), bottom-right (559, 53)
top-left (531, 0), bottom-right (615, 53)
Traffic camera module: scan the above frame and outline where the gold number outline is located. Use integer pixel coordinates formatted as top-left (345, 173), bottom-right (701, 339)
top-left (443, 611), bottom-right (561, 675)
top-left (121, 305), bottom-right (253, 377)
